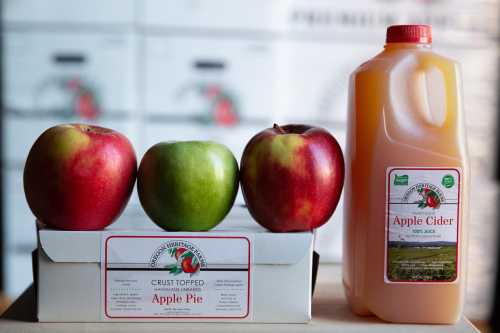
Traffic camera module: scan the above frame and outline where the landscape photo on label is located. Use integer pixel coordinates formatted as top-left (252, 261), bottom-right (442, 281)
top-left (387, 240), bottom-right (456, 282)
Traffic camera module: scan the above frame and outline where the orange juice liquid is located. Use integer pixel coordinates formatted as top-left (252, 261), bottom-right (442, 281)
top-left (343, 26), bottom-right (469, 324)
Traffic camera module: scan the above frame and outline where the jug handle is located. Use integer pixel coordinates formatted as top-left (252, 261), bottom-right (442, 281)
top-left (412, 56), bottom-right (459, 130)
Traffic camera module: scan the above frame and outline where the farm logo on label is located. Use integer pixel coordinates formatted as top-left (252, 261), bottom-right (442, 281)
top-left (402, 183), bottom-right (445, 209)
top-left (150, 240), bottom-right (207, 276)
top-left (442, 174), bottom-right (455, 188)
top-left (393, 174), bottom-right (408, 185)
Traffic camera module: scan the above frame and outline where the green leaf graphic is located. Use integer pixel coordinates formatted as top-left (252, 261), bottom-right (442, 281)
top-left (168, 266), bottom-right (182, 275)
top-left (165, 263), bottom-right (176, 270)
top-left (182, 251), bottom-right (194, 259)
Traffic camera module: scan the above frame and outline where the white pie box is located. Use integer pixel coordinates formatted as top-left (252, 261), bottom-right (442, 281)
top-left (34, 208), bottom-right (315, 323)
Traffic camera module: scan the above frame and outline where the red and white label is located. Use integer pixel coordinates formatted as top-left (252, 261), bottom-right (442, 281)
top-left (385, 167), bottom-right (461, 284)
top-left (101, 235), bottom-right (251, 319)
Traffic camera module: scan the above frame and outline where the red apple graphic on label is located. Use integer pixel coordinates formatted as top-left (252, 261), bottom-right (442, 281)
top-left (175, 247), bottom-right (187, 260)
top-left (240, 124), bottom-right (344, 232)
top-left (426, 194), bottom-right (439, 208)
top-left (181, 256), bottom-right (200, 274)
top-left (417, 187), bottom-right (441, 209)
top-left (23, 124), bottom-right (137, 230)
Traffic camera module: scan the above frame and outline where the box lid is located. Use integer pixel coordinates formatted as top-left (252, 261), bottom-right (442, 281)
top-left (38, 206), bottom-right (313, 265)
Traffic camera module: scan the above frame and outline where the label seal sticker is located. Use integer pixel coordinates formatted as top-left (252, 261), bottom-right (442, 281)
top-left (385, 167), bottom-right (461, 284)
top-left (101, 234), bottom-right (251, 320)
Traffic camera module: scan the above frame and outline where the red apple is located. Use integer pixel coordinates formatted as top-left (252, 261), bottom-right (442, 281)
top-left (23, 124), bottom-right (137, 230)
top-left (240, 124), bottom-right (344, 232)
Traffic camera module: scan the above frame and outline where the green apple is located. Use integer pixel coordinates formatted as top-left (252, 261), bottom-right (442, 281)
top-left (137, 141), bottom-right (239, 231)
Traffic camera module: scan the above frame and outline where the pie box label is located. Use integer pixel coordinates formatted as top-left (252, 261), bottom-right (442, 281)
top-left (101, 234), bottom-right (252, 319)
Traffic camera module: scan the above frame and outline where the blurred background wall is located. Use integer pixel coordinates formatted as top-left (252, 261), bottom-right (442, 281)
top-left (1, 0), bottom-right (499, 323)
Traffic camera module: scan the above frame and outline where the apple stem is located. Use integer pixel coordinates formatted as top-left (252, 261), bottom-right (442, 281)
top-left (273, 123), bottom-right (286, 134)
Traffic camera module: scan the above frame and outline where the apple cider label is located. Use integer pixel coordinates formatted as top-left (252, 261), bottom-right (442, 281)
top-left (101, 234), bottom-right (251, 320)
top-left (385, 167), bottom-right (461, 283)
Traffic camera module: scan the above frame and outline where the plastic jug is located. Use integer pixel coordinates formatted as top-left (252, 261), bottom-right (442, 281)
top-left (343, 25), bottom-right (469, 324)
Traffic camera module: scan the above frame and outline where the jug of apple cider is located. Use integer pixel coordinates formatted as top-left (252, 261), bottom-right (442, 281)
top-left (343, 25), bottom-right (469, 324)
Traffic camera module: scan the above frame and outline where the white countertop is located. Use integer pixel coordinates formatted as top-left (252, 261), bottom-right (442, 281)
top-left (0, 264), bottom-right (479, 333)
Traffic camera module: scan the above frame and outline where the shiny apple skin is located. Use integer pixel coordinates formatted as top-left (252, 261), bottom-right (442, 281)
top-left (137, 141), bottom-right (239, 231)
top-left (240, 124), bottom-right (344, 232)
top-left (23, 124), bottom-right (137, 230)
